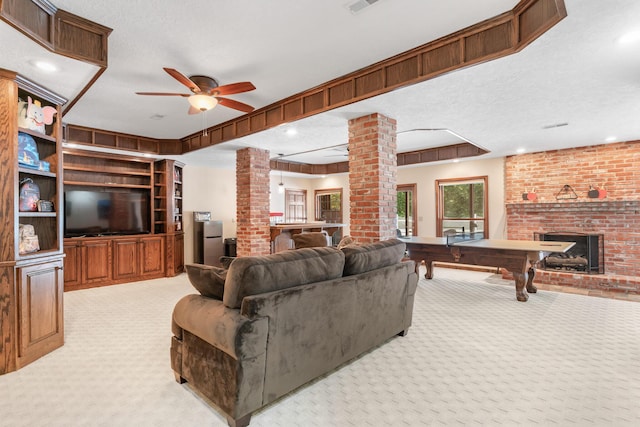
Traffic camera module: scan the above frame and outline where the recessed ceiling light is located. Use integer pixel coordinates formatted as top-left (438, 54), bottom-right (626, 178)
top-left (32, 60), bottom-right (57, 72)
top-left (285, 128), bottom-right (297, 136)
top-left (516, 148), bottom-right (526, 154)
top-left (617, 31), bottom-right (640, 45)
top-left (452, 158), bottom-right (460, 163)
top-left (605, 136), bottom-right (617, 143)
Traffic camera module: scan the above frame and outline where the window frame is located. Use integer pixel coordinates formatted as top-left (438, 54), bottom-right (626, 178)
top-left (435, 176), bottom-right (488, 237)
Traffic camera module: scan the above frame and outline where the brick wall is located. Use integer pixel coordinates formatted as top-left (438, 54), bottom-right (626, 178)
top-left (348, 113), bottom-right (397, 244)
top-left (235, 147), bottom-right (271, 256)
top-left (505, 140), bottom-right (640, 294)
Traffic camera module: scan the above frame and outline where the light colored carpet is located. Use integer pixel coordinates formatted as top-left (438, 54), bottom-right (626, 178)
top-left (1, 268), bottom-right (639, 426)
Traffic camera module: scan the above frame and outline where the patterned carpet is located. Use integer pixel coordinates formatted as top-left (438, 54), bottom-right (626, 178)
top-left (1, 268), bottom-right (639, 426)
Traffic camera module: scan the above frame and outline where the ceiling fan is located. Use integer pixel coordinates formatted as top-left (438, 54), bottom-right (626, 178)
top-left (136, 67), bottom-right (255, 114)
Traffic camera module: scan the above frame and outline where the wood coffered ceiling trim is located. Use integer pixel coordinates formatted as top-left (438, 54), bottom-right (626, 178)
top-left (182, 0), bottom-right (567, 154)
top-left (270, 142), bottom-right (490, 174)
top-left (0, 0), bottom-right (112, 115)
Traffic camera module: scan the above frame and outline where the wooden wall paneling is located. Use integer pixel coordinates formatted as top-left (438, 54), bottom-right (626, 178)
top-left (517, 0), bottom-right (566, 47)
top-left (54, 9), bottom-right (111, 67)
top-left (386, 56), bottom-right (420, 88)
top-left (422, 41), bottom-right (462, 76)
top-left (464, 21), bottom-right (514, 63)
top-left (94, 131), bottom-right (116, 147)
top-left (0, 0), bottom-right (55, 48)
top-left (303, 91), bottom-right (324, 114)
top-left (355, 69), bottom-right (385, 98)
top-left (0, 263), bottom-right (17, 374)
top-left (181, 0), bottom-right (566, 154)
top-left (138, 137), bottom-right (158, 154)
top-left (236, 117), bottom-right (250, 136)
top-left (250, 113), bottom-right (266, 132)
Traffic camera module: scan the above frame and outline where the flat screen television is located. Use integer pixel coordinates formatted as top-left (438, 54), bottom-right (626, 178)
top-left (64, 189), bottom-right (150, 237)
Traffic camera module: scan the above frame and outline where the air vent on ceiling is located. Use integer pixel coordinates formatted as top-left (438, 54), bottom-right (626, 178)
top-left (347, 0), bottom-right (380, 14)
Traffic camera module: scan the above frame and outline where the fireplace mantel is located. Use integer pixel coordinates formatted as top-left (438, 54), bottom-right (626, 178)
top-left (506, 200), bottom-right (640, 213)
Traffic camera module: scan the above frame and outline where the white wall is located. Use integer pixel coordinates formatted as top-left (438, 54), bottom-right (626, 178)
top-left (397, 157), bottom-right (506, 239)
top-left (181, 156), bottom-right (506, 263)
top-left (182, 165), bottom-right (237, 264)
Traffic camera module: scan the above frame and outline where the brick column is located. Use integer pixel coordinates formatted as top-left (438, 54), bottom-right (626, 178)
top-left (348, 113), bottom-right (398, 243)
top-left (236, 147), bottom-right (271, 256)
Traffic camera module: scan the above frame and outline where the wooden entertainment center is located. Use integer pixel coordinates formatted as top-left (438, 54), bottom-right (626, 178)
top-left (1, 71), bottom-right (185, 374)
top-left (62, 148), bottom-right (185, 291)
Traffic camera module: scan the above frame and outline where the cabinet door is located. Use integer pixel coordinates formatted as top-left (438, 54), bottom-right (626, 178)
top-left (174, 233), bottom-right (184, 273)
top-left (17, 259), bottom-right (64, 368)
top-left (63, 241), bottom-right (82, 289)
top-left (140, 235), bottom-right (165, 276)
top-left (113, 238), bottom-right (140, 280)
top-left (82, 240), bottom-right (112, 284)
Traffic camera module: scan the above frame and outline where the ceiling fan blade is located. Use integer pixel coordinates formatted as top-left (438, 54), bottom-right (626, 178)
top-left (217, 97), bottom-right (255, 113)
top-left (135, 92), bottom-right (190, 97)
top-left (212, 82), bottom-right (256, 96)
top-left (188, 105), bottom-right (201, 115)
top-left (163, 67), bottom-right (200, 92)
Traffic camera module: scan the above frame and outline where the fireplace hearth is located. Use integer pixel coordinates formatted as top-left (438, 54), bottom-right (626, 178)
top-left (535, 232), bottom-right (604, 274)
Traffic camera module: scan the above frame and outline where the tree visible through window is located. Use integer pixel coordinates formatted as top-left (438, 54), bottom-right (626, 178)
top-left (436, 177), bottom-right (488, 237)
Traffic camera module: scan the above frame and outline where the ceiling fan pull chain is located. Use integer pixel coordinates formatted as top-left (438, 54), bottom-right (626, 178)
top-left (202, 110), bottom-right (208, 137)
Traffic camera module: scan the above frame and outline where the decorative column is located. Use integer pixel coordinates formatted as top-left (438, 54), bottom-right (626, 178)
top-left (348, 113), bottom-right (398, 244)
top-left (236, 147), bottom-right (271, 256)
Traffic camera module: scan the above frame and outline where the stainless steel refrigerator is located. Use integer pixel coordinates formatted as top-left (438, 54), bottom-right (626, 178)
top-left (193, 217), bottom-right (223, 267)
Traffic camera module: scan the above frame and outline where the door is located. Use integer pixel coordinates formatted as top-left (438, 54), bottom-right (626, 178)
top-left (397, 184), bottom-right (417, 237)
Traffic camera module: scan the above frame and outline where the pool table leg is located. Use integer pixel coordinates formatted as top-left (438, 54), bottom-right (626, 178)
top-left (513, 272), bottom-right (529, 302)
top-left (525, 266), bottom-right (537, 294)
top-left (513, 266), bottom-right (537, 302)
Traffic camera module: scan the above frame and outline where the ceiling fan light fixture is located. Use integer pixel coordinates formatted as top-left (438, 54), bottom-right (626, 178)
top-left (188, 94), bottom-right (218, 111)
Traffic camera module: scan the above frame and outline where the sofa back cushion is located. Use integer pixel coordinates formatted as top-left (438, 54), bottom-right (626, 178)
top-left (341, 238), bottom-right (406, 276)
top-left (223, 246), bottom-right (345, 309)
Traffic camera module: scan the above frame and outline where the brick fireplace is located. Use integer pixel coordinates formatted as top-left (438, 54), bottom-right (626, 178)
top-left (504, 140), bottom-right (640, 294)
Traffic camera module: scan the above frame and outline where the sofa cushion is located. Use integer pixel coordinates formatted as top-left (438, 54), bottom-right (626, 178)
top-left (341, 238), bottom-right (406, 276)
top-left (223, 247), bottom-right (345, 309)
top-left (186, 264), bottom-right (227, 300)
top-left (292, 232), bottom-right (328, 249)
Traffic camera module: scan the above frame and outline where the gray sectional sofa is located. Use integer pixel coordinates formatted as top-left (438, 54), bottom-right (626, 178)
top-left (171, 238), bottom-right (418, 427)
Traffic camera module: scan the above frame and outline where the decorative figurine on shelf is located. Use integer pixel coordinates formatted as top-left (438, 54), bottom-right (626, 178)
top-left (17, 96), bottom-right (57, 134)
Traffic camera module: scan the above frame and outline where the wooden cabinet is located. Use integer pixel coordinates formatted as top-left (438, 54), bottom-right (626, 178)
top-left (82, 239), bottom-right (113, 285)
top-left (0, 70), bottom-right (65, 374)
top-left (64, 235), bottom-right (166, 291)
top-left (140, 235), bottom-right (165, 276)
top-left (154, 159), bottom-right (185, 276)
top-left (16, 260), bottom-right (64, 369)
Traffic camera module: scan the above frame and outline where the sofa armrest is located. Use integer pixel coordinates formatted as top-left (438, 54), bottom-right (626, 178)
top-left (172, 294), bottom-right (268, 360)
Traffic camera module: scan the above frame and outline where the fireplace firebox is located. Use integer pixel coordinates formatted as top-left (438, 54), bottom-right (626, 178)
top-left (535, 232), bottom-right (604, 274)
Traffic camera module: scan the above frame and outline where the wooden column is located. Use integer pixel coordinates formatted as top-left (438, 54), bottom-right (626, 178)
top-left (348, 113), bottom-right (398, 244)
top-left (236, 147), bottom-right (271, 256)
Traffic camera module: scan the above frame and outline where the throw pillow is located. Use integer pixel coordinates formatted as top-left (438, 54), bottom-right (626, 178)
top-left (337, 235), bottom-right (356, 249)
top-left (292, 232), bottom-right (328, 249)
top-left (185, 264), bottom-right (227, 300)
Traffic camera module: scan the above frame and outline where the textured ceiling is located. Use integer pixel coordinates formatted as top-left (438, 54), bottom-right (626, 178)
top-left (1, 0), bottom-right (639, 171)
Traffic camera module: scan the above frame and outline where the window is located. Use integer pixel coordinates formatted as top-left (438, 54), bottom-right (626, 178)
top-left (436, 176), bottom-right (488, 237)
top-left (315, 188), bottom-right (343, 223)
top-left (285, 189), bottom-right (307, 222)
top-left (397, 184), bottom-right (417, 237)
top-left (315, 188), bottom-right (343, 245)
